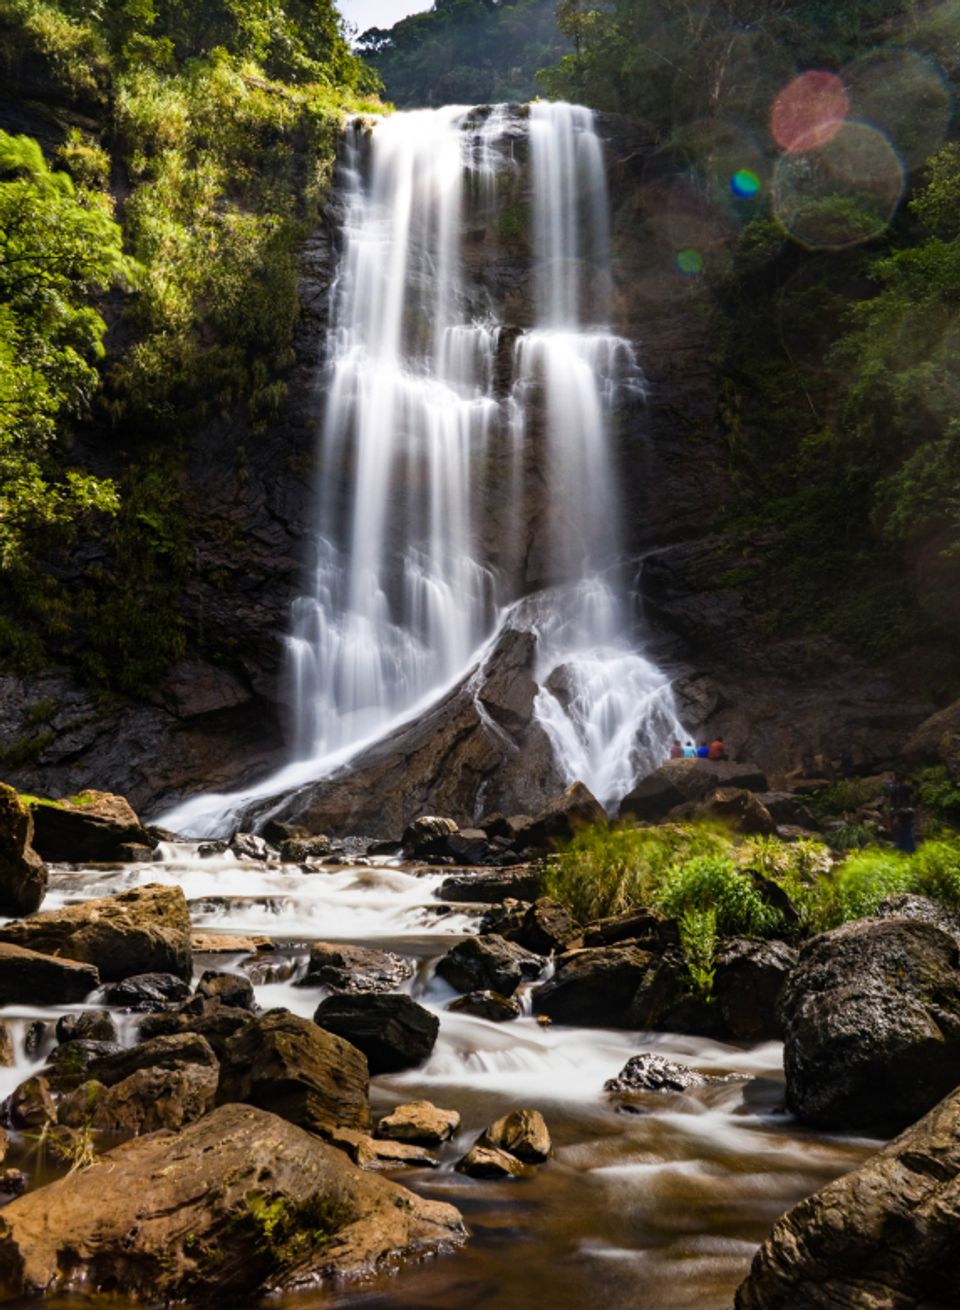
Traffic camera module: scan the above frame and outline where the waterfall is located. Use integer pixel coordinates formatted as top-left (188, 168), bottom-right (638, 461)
top-left (159, 102), bottom-right (684, 836)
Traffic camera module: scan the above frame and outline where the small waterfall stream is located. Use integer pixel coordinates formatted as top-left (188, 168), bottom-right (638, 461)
top-left (160, 102), bottom-right (685, 837)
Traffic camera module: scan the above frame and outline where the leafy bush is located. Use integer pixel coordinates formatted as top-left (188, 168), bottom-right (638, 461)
top-left (653, 855), bottom-right (782, 938)
top-left (913, 767), bottom-right (960, 826)
top-left (815, 849), bottom-right (912, 929)
top-left (543, 822), bottom-right (731, 924)
top-left (678, 906), bottom-right (717, 998)
top-left (806, 777), bottom-right (881, 819)
top-left (911, 841), bottom-right (960, 910)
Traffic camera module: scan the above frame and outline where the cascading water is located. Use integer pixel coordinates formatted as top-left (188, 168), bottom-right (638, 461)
top-left (159, 102), bottom-right (684, 836)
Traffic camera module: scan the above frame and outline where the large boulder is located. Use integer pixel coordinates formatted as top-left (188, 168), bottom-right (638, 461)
top-left (700, 788), bottom-right (776, 835)
top-left (297, 943), bottom-right (414, 995)
top-left (434, 934), bottom-right (542, 996)
top-left (217, 1008), bottom-right (369, 1132)
top-left (29, 790), bottom-right (154, 863)
top-left (0, 943), bottom-right (98, 1006)
top-left (0, 785), bottom-right (47, 915)
top-left (735, 1086), bottom-right (960, 1309)
top-left (313, 994), bottom-right (439, 1075)
top-left (401, 816), bottom-right (459, 859)
top-left (531, 945), bottom-right (655, 1026)
top-left (480, 1108), bottom-right (551, 1163)
top-left (780, 917), bottom-right (960, 1130)
top-left (0, 1103), bottom-right (466, 1301)
top-left (626, 949), bottom-right (725, 1038)
top-left (447, 990), bottom-right (521, 1022)
top-left (138, 997), bottom-right (252, 1056)
top-left (714, 938), bottom-right (797, 1042)
top-left (619, 759), bottom-right (768, 823)
top-left (101, 972), bottom-right (192, 1011)
top-left (515, 898), bottom-right (582, 955)
top-left (604, 1053), bottom-right (725, 1097)
top-left (0, 884), bottom-right (192, 982)
top-left (88, 1032), bottom-right (218, 1087)
top-left (523, 782), bottom-right (607, 850)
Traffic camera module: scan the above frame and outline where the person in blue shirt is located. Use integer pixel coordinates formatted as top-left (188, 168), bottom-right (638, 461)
top-left (682, 741), bottom-right (697, 758)
top-left (697, 742), bottom-right (709, 758)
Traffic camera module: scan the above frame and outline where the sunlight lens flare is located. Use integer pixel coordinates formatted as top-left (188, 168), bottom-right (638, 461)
top-left (772, 120), bottom-right (906, 250)
top-left (771, 71), bottom-right (849, 153)
top-left (731, 169), bottom-right (761, 198)
top-left (844, 47), bottom-right (953, 170)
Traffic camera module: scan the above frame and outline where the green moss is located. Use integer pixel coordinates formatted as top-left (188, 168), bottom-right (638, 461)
top-left (241, 1190), bottom-right (349, 1263)
top-left (0, 729), bottom-right (54, 769)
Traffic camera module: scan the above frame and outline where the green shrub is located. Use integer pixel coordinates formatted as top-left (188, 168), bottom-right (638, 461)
top-left (816, 849), bottom-right (912, 929)
top-left (653, 855), bottom-right (782, 938)
top-left (678, 906), bottom-right (717, 998)
top-left (543, 822), bottom-right (731, 923)
top-left (913, 766), bottom-right (960, 826)
top-left (911, 840), bottom-right (960, 910)
top-left (807, 777), bottom-right (881, 819)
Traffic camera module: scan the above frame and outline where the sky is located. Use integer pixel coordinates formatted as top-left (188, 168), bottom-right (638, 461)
top-left (338, 0), bottom-right (430, 35)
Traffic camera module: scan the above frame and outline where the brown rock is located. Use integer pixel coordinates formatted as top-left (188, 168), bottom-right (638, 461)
top-left (524, 782), bottom-right (607, 850)
top-left (701, 787), bottom-right (776, 835)
top-left (735, 1086), bottom-right (960, 1309)
top-left (6, 1076), bottom-right (57, 1130)
top-left (455, 1144), bottom-right (531, 1178)
top-left (324, 1126), bottom-right (440, 1170)
top-left (0, 784), bottom-right (47, 915)
top-left (904, 698), bottom-right (960, 776)
top-left (30, 790), bottom-right (154, 863)
top-left (435, 934), bottom-right (542, 996)
top-left (0, 943), bottom-right (99, 1006)
top-left (0, 1103), bottom-right (466, 1300)
top-left (217, 1008), bottom-right (369, 1132)
top-left (532, 945), bottom-right (655, 1026)
top-left (191, 932), bottom-right (274, 953)
top-left (376, 1100), bottom-right (461, 1146)
top-left (89, 1032), bottom-right (218, 1087)
top-left (481, 1108), bottom-right (551, 1163)
top-left (298, 942), bottom-right (414, 994)
top-left (447, 990), bottom-right (521, 1022)
top-left (0, 883), bottom-right (191, 982)
top-left (58, 1061), bottom-right (219, 1135)
top-left (619, 759), bottom-right (769, 823)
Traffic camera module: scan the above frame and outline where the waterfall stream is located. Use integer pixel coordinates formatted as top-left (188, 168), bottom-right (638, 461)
top-left (160, 102), bottom-right (684, 837)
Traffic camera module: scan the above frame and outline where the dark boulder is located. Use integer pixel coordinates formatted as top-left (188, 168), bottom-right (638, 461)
top-left (701, 788), bottom-right (776, 835)
top-left (524, 782), bottom-right (606, 850)
top-left (626, 950), bottom-right (726, 1038)
top-left (0, 1103), bottom-right (466, 1301)
top-left (904, 697), bottom-right (960, 776)
top-left (714, 938), bottom-right (797, 1042)
top-left (0, 785), bottom-right (47, 915)
top-left (515, 897), bottom-right (581, 955)
top-left (439, 867), bottom-right (543, 904)
top-left (478, 899), bottom-right (530, 939)
top-left (0, 884), bottom-right (192, 982)
top-left (88, 1032), bottom-right (218, 1087)
top-left (195, 969), bottom-right (255, 1010)
top-left (619, 760), bottom-right (768, 823)
top-left (780, 917), bottom-right (960, 1131)
top-left (875, 893), bottom-right (960, 944)
top-left (30, 791), bottom-right (154, 863)
top-left (218, 1008), bottom-right (369, 1132)
top-left (5, 1076), bottom-right (57, 1130)
top-left (435, 934), bottom-right (542, 996)
top-left (0, 943), bottom-right (98, 1006)
top-left (279, 835), bottom-right (331, 862)
top-left (401, 816), bottom-right (459, 859)
top-left (735, 1086), bottom-right (960, 1309)
top-left (447, 990), bottom-right (521, 1022)
top-left (137, 998), bottom-right (251, 1056)
top-left (604, 1052), bottom-right (722, 1096)
top-left (755, 791), bottom-right (820, 829)
top-left (582, 909), bottom-right (679, 949)
top-left (532, 945), bottom-right (655, 1026)
top-left (313, 994), bottom-right (438, 1075)
top-left (55, 1010), bottom-right (118, 1046)
top-left (297, 942), bottom-right (414, 994)
top-left (44, 1040), bottom-right (123, 1091)
top-left (446, 829), bottom-right (496, 865)
top-left (101, 972), bottom-right (192, 1010)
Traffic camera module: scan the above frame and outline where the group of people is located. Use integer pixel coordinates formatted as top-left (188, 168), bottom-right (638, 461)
top-left (668, 737), bottom-right (729, 762)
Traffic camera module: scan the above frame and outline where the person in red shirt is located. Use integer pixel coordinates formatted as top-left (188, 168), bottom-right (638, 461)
top-left (708, 736), bottom-right (727, 760)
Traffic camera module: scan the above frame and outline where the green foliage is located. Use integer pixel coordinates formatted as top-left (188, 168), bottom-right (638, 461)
top-left (678, 906), bottom-right (717, 998)
top-left (0, 129), bottom-right (134, 568)
top-left (913, 767), bottom-right (960, 826)
top-left (911, 840), bottom-right (960, 910)
top-left (243, 1189), bottom-right (346, 1262)
top-left (654, 855), bottom-right (782, 938)
top-left (358, 0), bottom-right (568, 107)
top-left (806, 777), bottom-right (880, 819)
top-left (543, 822), bottom-right (731, 923)
top-left (816, 849), bottom-right (912, 928)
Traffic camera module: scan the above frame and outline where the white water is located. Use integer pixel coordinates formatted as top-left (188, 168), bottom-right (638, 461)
top-left (160, 103), bottom-right (684, 836)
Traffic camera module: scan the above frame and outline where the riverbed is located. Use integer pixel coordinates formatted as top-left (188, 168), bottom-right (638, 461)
top-left (0, 848), bottom-right (878, 1309)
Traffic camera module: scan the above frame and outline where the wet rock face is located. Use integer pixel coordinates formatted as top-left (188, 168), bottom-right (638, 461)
top-left (618, 760), bottom-right (769, 823)
top-left (376, 1100), bottom-right (461, 1147)
top-left (0, 884), bottom-right (192, 982)
top-left (604, 1053), bottom-right (717, 1096)
top-left (0, 1103), bottom-right (466, 1302)
top-left (532, 945), bottom-right (655, 1027)
top-left (780, 917), bottom-right (960, 1131)
top-left (58, 1062), bottom-right (220, 1135)
top-left (713, 938), bottom-right (797, 1042)
top-left (447, 990), bottom-right (521, 1022)
top-left (0, 943), bottom-right (98, 1006)
top-left (0, 785), bottom-right (47, 916)
top-left (735, 1086), bottom-right (960, 1310)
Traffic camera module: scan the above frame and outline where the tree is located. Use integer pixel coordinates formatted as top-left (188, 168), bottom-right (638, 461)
top-left (0, 131), bottom-right (136, 567)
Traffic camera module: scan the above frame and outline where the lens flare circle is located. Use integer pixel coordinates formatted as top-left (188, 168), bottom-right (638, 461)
top-left (771, 70), bottom-right (849, 153)
top-left (844, 47), bottom-right (953, 170)
top-left (731, 168), bottom-right (761, 198)
top-left (773, 119), bottom-right (906, 250)
top-left (676, 249), bottom-right (703, 275)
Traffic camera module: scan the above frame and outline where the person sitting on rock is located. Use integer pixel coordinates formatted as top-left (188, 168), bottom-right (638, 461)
top-left (708, 736), bottom-right (728, 761)
top-left (682, 741), bottom-right (697, 758)
top-left (669, 739), bottom-right (683, 760)
top-left (697, 741), bottom-right (710, 758)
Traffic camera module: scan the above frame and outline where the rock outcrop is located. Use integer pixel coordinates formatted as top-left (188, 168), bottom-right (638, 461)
top-left (0, 784), bottom-right (47, 916)
top-left (29, 790), bottom-right (155, 863)
top-left (618, 759), bottom-right (768, 823)
top-left (435, 934), bottom-right (542, 996)
top-left (297, 943), bottom-right (414, 995)
top-left (735, 1086), bottom-right (960, 1309)
top-left (779, 917), bottom-right (960, 1130)
top-left (0, 1103), bottom-right (466, 1301)
top-left (313, 994), bottom-right (439, 1075)
top-left (0, 943), bottom-right (98, 1006)
top-left (0, 884), bottom-right (192, 982)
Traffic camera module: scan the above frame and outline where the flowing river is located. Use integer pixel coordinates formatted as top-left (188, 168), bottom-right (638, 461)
top-left (0, 848), bottom-right (877, 1310)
